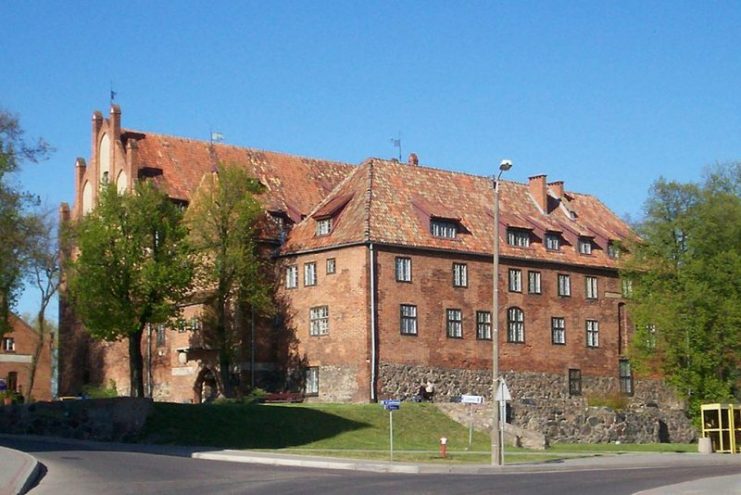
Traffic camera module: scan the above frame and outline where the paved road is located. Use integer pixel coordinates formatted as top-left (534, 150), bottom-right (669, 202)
top-left (3, 437), bottom-right (741, 495)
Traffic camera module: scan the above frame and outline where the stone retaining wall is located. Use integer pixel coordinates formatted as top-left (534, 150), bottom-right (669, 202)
top-left (380, 363), bottom-right (696, 444)
top-left (0, 397), bottom-right (153, 442)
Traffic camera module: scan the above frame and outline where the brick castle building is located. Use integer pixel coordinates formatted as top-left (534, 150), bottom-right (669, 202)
top-left (59, 106), bottom-right (687, 438)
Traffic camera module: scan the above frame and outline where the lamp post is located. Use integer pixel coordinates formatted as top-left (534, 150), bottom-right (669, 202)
top-left (492, 159), bottom-right (512, 466)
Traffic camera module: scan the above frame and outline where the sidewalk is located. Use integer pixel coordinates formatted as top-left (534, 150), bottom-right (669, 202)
top-left (1, 435), bottom-right (740, 494)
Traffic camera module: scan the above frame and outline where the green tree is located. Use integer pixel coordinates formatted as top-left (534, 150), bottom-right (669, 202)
top-left (0, 109), bottom-right (51, 336)
top-left (66, 181), bottom-right (193, 397)
top-left (623, 163), bottom-right (741, 418)
top-left (185, 164), bottom-right (270, 397)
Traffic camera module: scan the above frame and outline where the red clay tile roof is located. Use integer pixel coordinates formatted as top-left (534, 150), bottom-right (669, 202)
top-left (128, 130), bottom-right (353, 217)
top-left (282, 159), bottom-right (634, 269)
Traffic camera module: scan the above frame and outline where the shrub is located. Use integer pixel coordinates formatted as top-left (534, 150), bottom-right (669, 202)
top-left (586, 392), bottom-right (629, 411)
top-left (82, 379), bottom-right (118, 399)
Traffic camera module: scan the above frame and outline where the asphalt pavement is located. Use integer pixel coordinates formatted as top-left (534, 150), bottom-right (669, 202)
top-left (1, 435), bottom-right (739, 495)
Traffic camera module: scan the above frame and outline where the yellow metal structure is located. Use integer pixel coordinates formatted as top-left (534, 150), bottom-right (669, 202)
top-left (700, 403), bottom-right (740, 453)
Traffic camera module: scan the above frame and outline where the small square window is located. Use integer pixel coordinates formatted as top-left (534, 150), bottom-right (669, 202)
top-left (545, 233), bottom-right (561, 251)
top-left (508, 268), bottom-right (522, 292)
top-left (285, 265), bottom-right (298, 289)
top-left (507, 228), bottom-right (530, 247)
top-left (304, 262), bottom-right (317, 286)
top-left (326, 258), bottom-right (336, 275)
top-left (395, 257), bottom-right (412, 282)
top-left (551, 317), bottom-right (565, 345)
top-left (528, 271), bottom-right (542, 294)
top-left (316, 218), bottom-right (332, 236)
top-left (400, 304), bottom-right (418, 335)
top-left (453, 263), bottom-right (468, 287)
top-left (305, 367), bottom-right (319, 395)
top-left (476, 311), bottom-right (491, 340)
top-left (446, 309), bottom-right (463, 338)
top-left (568, 369), bottom-right (582, 396)
top-left (2, 337), bottom-right (15, 352)
top-left (586, 276), bottom-right (598, 299)
top-left (586, 320), bottom-right (599, 348)
top-left (558, 274), bottom-right (571, 297)
top-left (579, 237), bottom-right (593, 255)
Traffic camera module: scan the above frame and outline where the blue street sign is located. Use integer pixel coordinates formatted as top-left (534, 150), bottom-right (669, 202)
top-left (382, 399), bottom-right (401, 411)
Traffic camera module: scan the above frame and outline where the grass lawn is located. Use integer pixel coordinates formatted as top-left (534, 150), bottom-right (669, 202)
top-left (140, 402), bottom-right (695, 464)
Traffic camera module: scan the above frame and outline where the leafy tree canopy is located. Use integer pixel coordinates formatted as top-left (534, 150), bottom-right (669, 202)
top-left (623, 163), bottom-right (741, 417)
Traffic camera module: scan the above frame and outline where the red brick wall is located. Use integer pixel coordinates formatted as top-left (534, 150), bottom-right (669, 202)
top-left (375, 246), bottom-right (625, 379)
top-left (0, 316), bottom-right (53, 401)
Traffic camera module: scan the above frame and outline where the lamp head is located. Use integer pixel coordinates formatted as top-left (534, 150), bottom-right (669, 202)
top-left (499, 160), bottom-right (513, 172)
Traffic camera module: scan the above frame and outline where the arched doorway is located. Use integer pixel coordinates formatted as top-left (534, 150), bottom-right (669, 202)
top-left (193, 367), bottom-right (219, 403)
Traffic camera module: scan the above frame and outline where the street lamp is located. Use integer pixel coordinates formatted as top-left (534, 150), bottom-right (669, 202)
top-left (492, 159), bottom-right (512, 466)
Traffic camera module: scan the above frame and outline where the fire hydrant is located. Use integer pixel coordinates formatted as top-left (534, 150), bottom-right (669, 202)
top-left (439, 437), bottom-right (448, 458)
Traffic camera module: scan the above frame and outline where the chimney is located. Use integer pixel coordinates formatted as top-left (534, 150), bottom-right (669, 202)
top-left (110, 104), bottom-right (121, 141)
top-left (548, 180), bottom-right (564, 199)
top-left (528, 174), bottom-right (548, 212)
top-left (91, 111), bottom-right (103, 166)
top-left (408, 153), bottom-right (419, 166)
top-left (125, 139), bottom-right (138, 192)
top-left (74, 157), bottom-right (86, 218)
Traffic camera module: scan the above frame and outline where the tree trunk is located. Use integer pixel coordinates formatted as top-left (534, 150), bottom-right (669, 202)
top-left (128, 327), bottom-right (145, 398)
top-left (27, 310), bottom-right (46, 400)
top-left (217, 295), bottom-right (233, 398)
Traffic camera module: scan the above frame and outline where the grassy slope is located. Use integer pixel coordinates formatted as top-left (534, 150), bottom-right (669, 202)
top-left (140, 402), bottom-right (694, 463)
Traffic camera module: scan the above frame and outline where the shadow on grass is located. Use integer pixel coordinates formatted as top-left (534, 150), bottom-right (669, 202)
top-left (140, 402), bottom-right (372, 449)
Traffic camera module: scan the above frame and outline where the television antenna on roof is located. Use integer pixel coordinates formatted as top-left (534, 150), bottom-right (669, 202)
top-left (389, 132), bottom-right (402, 161)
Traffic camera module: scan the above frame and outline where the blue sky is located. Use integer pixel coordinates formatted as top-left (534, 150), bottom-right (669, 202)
top-left (3, 1), bottom-right (740, 318)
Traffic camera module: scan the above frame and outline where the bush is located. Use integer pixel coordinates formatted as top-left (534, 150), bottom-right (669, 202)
top-left (82, 379), bottom-right (118, 399)
top-left (586, 392), bottom-right (629, 411)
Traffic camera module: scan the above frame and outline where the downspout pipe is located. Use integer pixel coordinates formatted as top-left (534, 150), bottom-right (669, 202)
top-left (369, 242), bottom-right (377, 402)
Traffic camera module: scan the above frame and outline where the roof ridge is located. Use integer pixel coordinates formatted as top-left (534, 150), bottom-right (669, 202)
top-left (122, 127), bottom-right (354, 167)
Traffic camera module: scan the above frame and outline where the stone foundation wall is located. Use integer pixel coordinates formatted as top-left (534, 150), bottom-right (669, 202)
top-left (310, 365), bottom-right (359, 403)
top-left (379, 363), bottom-right (696, 443)
top-left (0, 397), bottom-right (153, 442)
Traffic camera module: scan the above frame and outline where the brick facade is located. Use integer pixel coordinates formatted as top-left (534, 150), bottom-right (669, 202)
top-left (0, 315), bottom-right (53, 401)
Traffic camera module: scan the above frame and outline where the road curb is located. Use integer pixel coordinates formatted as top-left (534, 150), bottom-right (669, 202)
top-left (0, 446), bottom-right (40, 495)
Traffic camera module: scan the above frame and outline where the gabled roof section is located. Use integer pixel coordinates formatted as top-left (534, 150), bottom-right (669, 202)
top-left (283, 158), bottom-right (635, 269)
top-left (129, 130), bottom-right (353, 217)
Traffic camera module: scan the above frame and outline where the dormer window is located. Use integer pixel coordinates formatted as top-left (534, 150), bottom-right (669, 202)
top-left (607, 241), bottom-right (620, 259)
top-left (507, 228), bottom-right (530, 247)
top-left (545, 233), bottom-right (561, 251)
top-left (578, 237), bottom-right (593, 255)
top-left (316, 218), bottom-right (332, 236)
top-left (431, 219), bottom-right (457, 239)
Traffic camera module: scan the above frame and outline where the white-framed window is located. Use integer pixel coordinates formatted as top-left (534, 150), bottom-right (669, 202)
top-left (285, 265), bottom-right (298, 289)
top-left (619, 359), bottom-right (633, 395)
top-left (326, 258), bottom-right (336, 275)
top-left (607, 241), bottom-right (620, 259)
top-left (316, 218), bottom-right (332, 236)
top-left (507, 228), bottom-right (530, 247)
top-left (304, 262), bottom-right (317, 286)
top-left (586, 276), bottom-right (598, 299)
top-left (446, 309), bottom-right (462, 338)
top-left (309, 306), bottom-right (329, 336)
top-left (156, 325), bottom-right (166, 347)
top-left (400, 304), bottom-right (418, 335)
top-left (508, 268), bottom-right (522, 292)
top-left (586, 320), bottom-right (599, 348)
top-left (431, 219), bottom-right (457, 239)
top-left (528, 271), bottom-right (542, 294)
top-left (558, 274), bottom-right (571, 297)
top-left (551, 317), bottom-right (565, 345)
top-left (453, 263), bottom-right (468, 287)
top-left (579, 237), bottom-right (593, 255)
top-left (476, 311), bottom-right (491, 340)
top-left (1, 337), bottom-right (15, 352)
top-left (507, 307), bottom-right (524, 343)
top-left (569, 368), bottom-right (582, 396)
top-left (622, 279), bottom-right (633, 297)
top-left (305, 367), bottom-right (319, 395)
top-left (545, 233), bottom-right (561, 251)
top-left (645, 324), bottom-right (657, 349)
top-left (395, 256), bottom-right (412, 282)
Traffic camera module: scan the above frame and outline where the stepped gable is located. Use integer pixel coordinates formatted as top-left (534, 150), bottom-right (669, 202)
top-left (129, 130), bottom-right (353, 216)
top-left (282, 158), bottom-right (633, 269)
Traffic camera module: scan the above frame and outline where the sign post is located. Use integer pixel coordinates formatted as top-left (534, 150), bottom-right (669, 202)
top-left (461, 395), bottom-right (484, 449)
top-left (382, 399), bottom-right (401, 461)
top-left (494, 380), bottom-right (512, 464)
